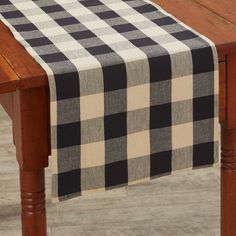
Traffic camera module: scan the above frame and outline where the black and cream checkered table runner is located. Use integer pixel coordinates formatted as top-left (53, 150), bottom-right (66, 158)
top-left (0, 0), bottom-right (219, 201)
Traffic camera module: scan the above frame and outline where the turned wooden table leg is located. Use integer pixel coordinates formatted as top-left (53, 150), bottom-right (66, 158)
top-left (221, 127), bottom-right (236, 236)
top-left (20, 169), bottom-right (47, 236)
top-left (12, 87), bottom-right (50, 236)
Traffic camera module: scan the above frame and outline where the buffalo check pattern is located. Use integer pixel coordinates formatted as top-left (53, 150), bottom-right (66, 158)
top-left (0, 0), bottom-right (219, 201)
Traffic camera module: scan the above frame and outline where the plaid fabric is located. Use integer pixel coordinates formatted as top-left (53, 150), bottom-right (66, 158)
top-left (0, 0), bottom-right (219, 202)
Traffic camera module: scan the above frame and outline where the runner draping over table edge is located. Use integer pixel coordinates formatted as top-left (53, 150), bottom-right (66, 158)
top-left (0, 0), bottom-right (219, 202)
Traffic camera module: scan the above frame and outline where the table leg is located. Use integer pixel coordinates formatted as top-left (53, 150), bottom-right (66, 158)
top-left (221, 127), bottom-right (236, 236)
top-left (12, 87), bottom-right (50, 236)
top-left (20, 169), bottom-right (47, 236)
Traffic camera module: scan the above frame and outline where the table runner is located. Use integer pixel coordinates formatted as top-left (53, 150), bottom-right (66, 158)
top-left (0, 0), bottom-right (219, 202)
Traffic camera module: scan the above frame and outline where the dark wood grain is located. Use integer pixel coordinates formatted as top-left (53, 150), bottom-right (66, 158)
top-left (12, 87), bottom-right (50, 236)
top-left (0, 54), bottom-right (19, 94)
top-left (195, 0), bottom-right (236, 26)
top-left (221, 128), bottom-right (236, 236)
top-left (20, 169), bottom-right (47, 236)
top-left (225, 54), bottom-right (236, 129)
top-left (219, 62), bottom-right (226, 123)
top-left (12, 87), bottom-right (50, 171)
top-left (220, 53), bottom-right (236, 236)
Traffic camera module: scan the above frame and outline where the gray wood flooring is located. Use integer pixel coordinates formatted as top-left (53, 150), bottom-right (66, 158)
top-left (0, 106), bottom-right (220, 236)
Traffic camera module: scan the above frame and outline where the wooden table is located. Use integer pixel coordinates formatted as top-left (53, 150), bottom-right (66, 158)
top-left (0, 1), bottom-right (236, 235)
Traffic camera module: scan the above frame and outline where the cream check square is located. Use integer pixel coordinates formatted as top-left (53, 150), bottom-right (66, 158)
top-left (118, 48), bottom-right (146, 62)
top-left (56, 41), bottom-right (83, 51)
top-left (99, 34), bottom-right (126, 44)
top-left (50, 149), bottom-right (58, 174)
top-left (25, 14), bottom-right (49, 23)
top-left (81, 141), bottom-right (105, 168)
top-left (164, 41), bottom-right (190, 54)
top-left (84, 20), bottom-right (108, 30)
top-left (172, 75), bottom-right (193, 102)
top-left (80, 93), bottom-right (104, 121)
top-left (67, 7), bottom-right (92, 17)
top-left (127, 84), bottom-right (149, 111)
top-left (141, 26), bottom-right (167, 37)
top-left (214, 70), bottom-right (219, 93)
top-left (40, 26), bottom-right (65, 37)
top-left (12, 2), bottom-right (37, 10)
top-left (71, 56), bottom-right (102, 71)
top-left (50, 101), bottom-right (57, 126)
top-left (128, 131), bottom-right (150, 159)
top-left (56, 0), bottom-right (76, 4)
top-left (214, 117), bottom-right (220, 142)
top-left (107, 2), bottom-right (130, 10)
top-left (123, 14), bottom-right (146, 23)
top-left (172, 122), bottom-right (193, 149)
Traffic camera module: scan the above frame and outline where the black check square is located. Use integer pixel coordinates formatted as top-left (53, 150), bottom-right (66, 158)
top-left (104, 112), bottom-right (127, 140)
top-left (80, 0), bottom-right (102, 7)
top-left (130, 37), bottom-right (157, 47)
top-left (55, 17), bottom-right (79, 26)
top-left (86, 44), bottom-right (114, 56)
top-left (57, 121), bottom-right (81, 148)
top-left (172, 30), bottom-right (198, 41)
top-left (14, 23), bottom-right (37, 32)
top-left (193, 142), bottom-right (214, 167)
top-left (150, 103), bottom-right (172, 129)
top-left (26, 37), bottom-right (52, 47)
top-left (105, 160), bottom-right (128, 187)
top-left (71, 30), bottom-right (96, 40)
top-left (58, 169), bottom-right (81, 196)
top-left (97, 11), bottom-right (120, 19)
top-left (151, 151), bottom-right (172, 176)
top-left (103, 63), bottom-right (127, 92)
top-left (149, 55), bottom-right (172, 82)
top-left (113, 23), bottom-right (137, 33)
top-left (0, 0), bottom-right (10, 5)
top-left (41, 5), bottom-right (65, 13)
top-left (193, 95), bottom-right (214, 121)
top-left (134, 4), bottom-right (158, 13)
top-left (55, 72), bottom-right (80, 100)
top-left (2, 10), bottom-right (24, 19)
top-left (41, 52), bottom-right (68, 63)
top-left (192, 47), bottom-right (214, 74)
top-left (152, 17), bottom-right (176, 26)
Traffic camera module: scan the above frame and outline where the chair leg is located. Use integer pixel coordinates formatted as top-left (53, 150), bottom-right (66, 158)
top-left (221, 127), bottom-right (236, 236)
top-left (20, 169), bottom-right (47, 236)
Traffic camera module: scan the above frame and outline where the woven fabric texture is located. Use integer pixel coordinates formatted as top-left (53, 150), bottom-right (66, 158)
top-left (0, 0), bottom-right (219, 202)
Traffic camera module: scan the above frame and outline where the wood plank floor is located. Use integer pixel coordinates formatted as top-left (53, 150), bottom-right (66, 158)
top-left (0, 106), bottom-right (220, 236)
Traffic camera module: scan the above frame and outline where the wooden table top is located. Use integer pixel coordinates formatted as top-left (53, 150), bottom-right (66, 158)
top-left (154, 0), bottom-right (236, 57)
top-left (0, 0), bottom-right (236, 94)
